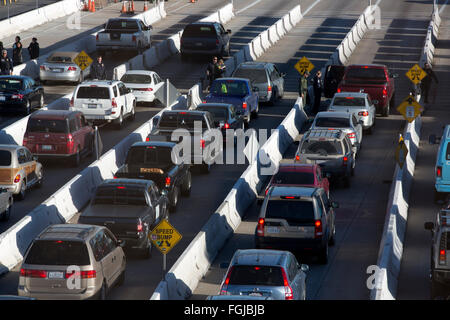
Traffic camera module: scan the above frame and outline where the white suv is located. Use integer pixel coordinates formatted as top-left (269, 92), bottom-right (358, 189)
top-left (70, 80), bottom-right (136, 129)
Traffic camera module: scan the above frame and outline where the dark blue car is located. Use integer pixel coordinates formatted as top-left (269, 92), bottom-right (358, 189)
top-left (204, 78), bottom-right (259, 126)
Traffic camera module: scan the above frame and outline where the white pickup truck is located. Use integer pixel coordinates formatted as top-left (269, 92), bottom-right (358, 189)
top-left (96, 18), bottom-right (152, 55)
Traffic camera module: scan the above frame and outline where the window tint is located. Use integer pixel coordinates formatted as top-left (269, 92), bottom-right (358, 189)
top-left (17, 149), bottom-right (26, 164)
top-left (182, 24), bottom-right (216, 38)
top-left (25, 240), bottom-right (90, 266)
top-left (113, 86), bottom-right (118, 97)
top-left (93, 186), bottom-right (147, 206)
top-left (266, 199), bottom-right (315, 225)
top-left (76, 86), bottom-right (110, 99)
top-left (69, 117), bottom-right (78, 133)
top-left (301, 140), bottom-right (343, 156)
top-left (107, 19), bottom-right (139, 31)
top-left (47, 55), bottom-right (72, 63)
top-left (315, 117), bottom-right (350, 128)
top-left (196, 107), bottom-right (228, 122)
top-left (352, 115), bottom-right (358, 126)
top-left (102, 231), bottom-right (116, 255)
top-left (445, 143), bottom-right (450, 161)
top-left (228, 265), bottom-right (284, 286)
top-left (315, 196), bottom-right (324, 218)
top-left (27, 118), bottom-right (68, 133)
top-left (0, 150), bottom-right (11, 166)
top-left (320, 192), bottom-right (330, 209)
top-left (0, 78), bottom-right (23, 91)
top-left (232, 68), bottom-right (267, 84)
top-left (120, 74), bottom-right (153, 84)
top-left (211, 80), bottom-right (249, 96)
top-left (24, 149), bottom-right (33, 162)
top-left (288, 257), bottom-right (297, 281)
top-left (159, 112), bottom-right (207, 130)
top-left (90, 232), bottom-right (105, 261)
top-left (271, 171), bottom-right (315, 185)
top-left (213, 24), bottom-right (221, 35)
top-left (127, 146), bottom-right (173, 165)
top-left (118, 83), bottom-right (127, 96)
top-left (332, 97), bottom-right (366, 106)
top-left (345, 67), bottom-right (387, 80)
top-left (81, 115), bottom-right (88, 127)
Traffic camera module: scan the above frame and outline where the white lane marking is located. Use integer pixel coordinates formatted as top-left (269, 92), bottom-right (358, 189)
top-left (439, 0), bottom-right (448, 14)
top-left (166, 0), bottom-right (185, 9)
top-left (303, 0), bottom-right (321, 16)
top-left (169, 2), bottom-right (192, 14)
top-left (235, 0), bottom-right (263, 15)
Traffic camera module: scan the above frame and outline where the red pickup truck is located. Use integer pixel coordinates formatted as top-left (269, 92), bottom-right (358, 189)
top-left (337, 64), bottom-right (398, 117)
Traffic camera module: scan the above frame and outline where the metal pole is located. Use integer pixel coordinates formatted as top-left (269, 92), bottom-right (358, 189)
top-left (95, 126), bottom-right (99, 160)
top-left (162, 253), bottom-right (166, 281)
top-left (166, 78), bottom-right (169, 107)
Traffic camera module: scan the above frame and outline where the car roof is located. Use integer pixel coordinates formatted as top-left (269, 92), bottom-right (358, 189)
top-left (100, 178), bottom-right (154, 188)
top-left (30, 109), bottom-right (78, 120)
top-left (315, 111), bottom-right (351, 119)
top-left (187, 21), bottom-right (218, 26)
top-left (347, 64), bottom-right (386, 69)
top-left (268, 186), bottom-right (319, 198)
top-left (38, 224), bottom-right (100, 241)
top-left (216, 77), bottom-right (249, 82)
top-left (123, 70), bottom-right (156, 76)
top-left (0, 144), bottom-right (24, 151)
top-left (332, 92), bottom-right (368, 98)
top-left (0, 75), bottom-right (30, 81)
top-left (197, 103), bottom-right (233, 109)
top-left (162, 110), bottom-right (208, 116)
top-left (232, 249), bottom-right (289, 267)
top-left (277, 163), bottom-right (316, 173)
top-left (132, 141), bottom-right (176, 148)
top-left (237, 62), bottom-right (271, 69)
top-left (78, 80), bottom-right (119, 87)
top-left (47, 51), bottom-right (79, 59)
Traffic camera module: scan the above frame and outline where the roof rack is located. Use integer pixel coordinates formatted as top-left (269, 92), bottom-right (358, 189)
top-left (439, 209), bottom-right (450, 226)
top-left (304, 128), bottom-right (343, 140)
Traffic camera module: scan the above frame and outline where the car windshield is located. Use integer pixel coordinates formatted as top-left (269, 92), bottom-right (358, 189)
top-left (47, 55), bottom-right (72, 63)
top-left (345, 67), bottom-right (386, 80)
top-left (228, 265), bottom-right (283, 286)
top-left (182, 24), bottom-right (216, 38)
top-left (127, 146), bottom-right (173, 165)
top-left (25, 240), bottom-right (90, 266)
top-left (301, 140), bottom-right (343, 156)
top-left (232, 68), bottom-right (267, 84)
top-left (0, 79), bottom-right (23, 91)
top-left (271, 171), bottom-right (315, 185)
top-left (76, 86), bottom-right (110, 99)
top-left (211, 80), bottom-right (248, 97)
top-left (266, 199), bottom-right (315, 224)
top-left (120, 74), bottom-right (152, 84)
top-left (315, 117), bottom-right (350, 128)
top-left (332, 97), bottom-right (365, 107)
top-left (93, 186), bottom-right (147, 206)
top-left (159, 113), bottom-right (206, 130)
top-left (26, 118), bottom-right (68, 133)
top-left (0, 150), bottom-right (11, 166)
top-left (197, 107), bottom-right (228, 122)
top-left (107, 20), bottom-right (139, 31)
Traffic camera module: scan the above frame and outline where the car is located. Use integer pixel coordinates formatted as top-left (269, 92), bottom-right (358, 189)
top-left (195, 103), bottom-right (245, 139)
top-left (295, 129), bottom-right (355, 188)
top-left (39, 51), bottom-right (91, 84)
top-left (337, 64), bottom-right (397, 117)
top-left (310, 111), bottom-right (363, 155)
top-left (0, 187), bottom-right (13, 221)
top-left (219, 249), bottom-right (309, 300)
top-left (261, 163), bottom-right (330, 198)
top-left (231, 62), bottom-right (285, 104)
top-left (0, 75), bottom-right (44, 115)
top-left (180, 22), bottom-right (231, 60)
top-left (70, 80), bottom-right (136, 129)
top-left (255, 186), bottom-right (338, 264)
top-left (18, 224), bottom-right (126, 300)
top-left (204, 78), bottom-right (259, 126)
top-left (328, 92), bottom-right (376, 134)
top-left (119, 70), bottom-right (164, 106)
top-left (23, 110), bottom-right (95, 167)
top-left (430, 126), bottom-right (450, 203)
top-left (323, 64), bottom-right (346, 98)
top-left (425, 205), bottom-right (450, 299)
top-left (0, 144), bottom-right (43, 200)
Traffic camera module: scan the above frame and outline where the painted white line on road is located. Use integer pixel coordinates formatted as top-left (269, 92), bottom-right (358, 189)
top-left (303, 0), bottom-right (321, 16)
top-left (169, 2), bottom-right (192, 14)
top-left (439, 0), bottom-right (448, 14)
top-left (235, 0), bottom-right (262, 15)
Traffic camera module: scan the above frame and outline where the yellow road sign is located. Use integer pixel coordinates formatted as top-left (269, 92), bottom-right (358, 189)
top-left (396, 95), bottom-right (423, 123)
top-left (395, 139), bottom-right (408, 169)
top-left (149, 219), bottom-right (182, 255)
top-left (73, 50), bottom-right (93, 71)
top-left (294, 56), bottom-right (314, 75)
top-left (405, 64), bottom-right (427, 85)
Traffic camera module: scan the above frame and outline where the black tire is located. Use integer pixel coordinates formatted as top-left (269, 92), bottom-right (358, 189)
top-left (116, 269), bottom-right (125, 286)
top-left (269, 88), bottom-right (277, 106)
top-left (137, 42), bottom-right (144, 55)
top-left (169, 186), bottom-right (179, 213)
top-left (181, 171), bottom-right (192, 196)
top-left (201, 163), bottom-right (211, 174)
top-left (1, 203), bottom-right (11, 221)
top-left (382, 102), bottom-right (390, 117)
top-left (366, 125), bottom-right (373, 135)
top-left (37, 169), bottom-right (43, 188)
top-left (24, 100), bottom-right (31, 116)
top-left (329, 224), bottom-right (336, 246)
top-left (252, 103), bottom-right (259, 118)
top-left (89, 137), bottom-right (95, 157)
top-left (319, 242), bottom-right (329, 264)
top-left (16, 180), bottom-right (26, 201)
top-left (140, 239), bottom-right (152, 259)
top-left (38, 94), bottom-right (44, 108)
top-left (72, 148), bottom-right (81, 167)
top-left (114, 110), bottom-right (124, 130)
top-left (130, 102), bottom-right (136, 121)
top-left (434, 190), bottom-right (444, 203)
top-left (98, 281), bottom-right (107, 300)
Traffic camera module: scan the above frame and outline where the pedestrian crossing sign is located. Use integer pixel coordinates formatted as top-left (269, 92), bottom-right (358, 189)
top-left (405, 64), bottom-right (426, 85)
top-left (295, 56), bottom-right (314, 75)
top-left (396, 94), bottom-right (423, 123)
top-left (149, 219), bottom-right (182, 255)
top-left (74, 50), bottom-right (93, 71)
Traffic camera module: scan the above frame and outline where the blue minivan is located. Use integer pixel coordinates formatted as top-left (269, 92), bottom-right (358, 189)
top-left (430, 125), bottom-right (450, 202)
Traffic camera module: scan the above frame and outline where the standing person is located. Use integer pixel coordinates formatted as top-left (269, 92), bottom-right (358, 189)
top-left (0, 50), bottom-right (13, 75)
top-left (91, 55), bottom-right (107, 80)
top-left (12, 36), bottom-right (23, 66)
top-left (206, 56), bottom-right (219, 90)
top-left (28, 38), bottom-right (40, 60)
top-left (298, 71), bottom-right (309, 107)
top-left (421, 63), bottom-right (439, 103)
top-left (312, 70), bottom-right (323, 115)
top-left (216, 58), bottom-right (226, 78)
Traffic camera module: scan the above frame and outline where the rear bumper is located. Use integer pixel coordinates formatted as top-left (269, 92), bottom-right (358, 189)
top-left (0, 101), bottom-right (27, 112)
top-left (435, 183), bottom-right (450, 193)
top-left (132, 91), bottom-right (156, 103)
top-left (433, 270), bottom-right (450, 285)
top-left (181, 48), bottom-right (222, 56)
top-left (39, 70), bottom-right (79, 82)
top-left (0, 183), bottom-right (20, 194)
top-left (96, 44), bottom-right (138, 51)
top-left (18, 285), bottom-right (98, 300)
top-left (34, 153), bottom-right (75, 160)
top-left (255, 236), bottom-right (325, 252)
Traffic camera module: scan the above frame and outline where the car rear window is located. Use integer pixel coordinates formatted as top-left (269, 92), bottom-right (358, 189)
top-left (93, 186), bottom-right (147, 206)
top-left (0, 150), bottom-right (11, 166)
top-left (211, 80), bottom-right (248, 97)
top-left (232, 68), bottom-right (267, 84)
top-left (25, 240), bottom-right (90, 266)
top-left (315, 117), bottom-right (350, 128)
top-left (127, 146), bottom-right (173, 165)
top-left (301, 140), bottom-right (343, 156)
top-left (445, 143), bottom-right (450, 161)
top-left (182, 24), bottom-right (216, 38)
top-left (26, 118), bottom-right (68, 134)
top-left (47, 55), bottom-right (72, 63)
top-left (159, 113), bottom-right (207, 130)
top-left (228, 265), bottom-right (283, 286)
top-left (272, 171), bottom-right (315, 185)
top-left (76, 86), bottom-right (110, 99)
top-left (266, 199), bottom-right (315, 224)
top-left (332, 97), bottom-right (365, 106)
top-left (197, 107), bottom-right (228, 122)
top-left (345, 67), bottom-right (386, 80)
top-left (120, 74), bottom-right (153, 84)
top-left (0, 79), bottom-right (23, 91)
top-left (107, 19), bottom-right (139, 31)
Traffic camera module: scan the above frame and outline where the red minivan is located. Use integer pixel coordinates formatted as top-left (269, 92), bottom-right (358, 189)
top-left (23, 110), bottom-right (95, 167)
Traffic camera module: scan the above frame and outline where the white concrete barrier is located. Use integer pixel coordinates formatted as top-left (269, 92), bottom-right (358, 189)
top-left (251, 36), bottom-right (264, 58)
top-left (218, 3), bottom-right (234, 24)
top-left (275, 19), bottom-right (286, 38)
top-left (289, 5), bottom-right (302, 25)
top-left (260, 30), bottom-right (271, 51)
top-left (282, 13), bottom-right (293, 32)
top-left (113, 62), bottom-right (129, 81)
top-left (268, 24), bottom-right (280, 45)
top-left (187, 83), bottom-right (203, 109)
top-left (144, 47), bottom-right (159, 69)
top-left (200, 12), bottom-right (220, 23)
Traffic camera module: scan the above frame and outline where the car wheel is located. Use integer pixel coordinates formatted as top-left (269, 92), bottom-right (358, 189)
top-left (98, 281), bottom-right (107, 300)
top-left (114, 110), bottom-right (124, 130)
top-left (16, 180), bottom-right (26, 201)
top-left (245, 112), bottom-right (251, 125)
top-left (1, 203), bottom-right (11, 221)
top-left (137, 42), bottom-right (144, 55)
top-left (319, 242), bottom-right (329, 264)
top-left (140, 239), bottom-right (152, 259)
top-left (366, 125), bottom-right (373, 135)
top-left (269, 88), bottom-right (277, 106)
top-left (24, 100), bottom-right (31, 115)
top-left (169, 186), bottom-right (179, 213)
top-left (37, 169), bottom-right (43, 188)
top-left (201, 163), bottom-right (211, 174)
top-left (351, 165), bottom-right (355, 177)
top-left (89, 137), bottom-right (95, 157)
top-left (130, 102), bottom-right (136, 121)
top-left (39, 94), bottom-right (44, 108)
top-left (252, 103), bottom-right (259, 118)
top-left (434, 190), bottom-right (444, 203)
top-left (116, 269), bottom-right (125, 286)
top-left (181, 171), bottom-right (192, 196)
top-left (382, 102), bottom-right (390, 117)
top-left (329, 224), bottom-right (336, 246)
top-left (72, 148), bottom-right (81, 167)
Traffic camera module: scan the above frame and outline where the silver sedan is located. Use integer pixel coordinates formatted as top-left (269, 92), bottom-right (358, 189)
top-left (39, 51), bottom-right (90, 84)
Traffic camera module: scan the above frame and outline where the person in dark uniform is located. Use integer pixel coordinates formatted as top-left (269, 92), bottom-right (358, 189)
top-left (421, 63), bottom-right (438, 103)
top-left (91, 56), bottom-right (107, 80)
top-left (12, 36), bottom-right (23, 66)
top-left (206, 56), bottom-right (219, 90)
top-left (298, 71), bottom-right (309, 107)
top-left (28, 38), bottom-right (40, 60)
top-left (312, 70), bottom-right (323, 115)
top-left (0, 50), bottom-right (13, 75)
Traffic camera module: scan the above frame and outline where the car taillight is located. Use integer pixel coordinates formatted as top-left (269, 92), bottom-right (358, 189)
top-left (67, 66), bottom-right (77, 71)
top-left (11, 94), bottom-right (24, 100)
top-left (281, 268), bottom-right (294, 300)
top-left (440, 250), bottom-right (447, 265)
top-left (165, 177), bottom-right (171, 187)
top-left (358, 111), bottom-right (369, 116)
top-left (437, 166), bottom-right (442, 178)
top-left (138, 87), bottom-right (153, 91)
top-left (256, 218), bottom-right (265, 237)
top-left (70, 96), bottom-right (74, 107)
top-left (347, 133), bottom-right (355, 139)
top-left (200, 139), bottom-right (206, 149)
top-left (343, 156), bottom-right (348, 166)
top-left (202, 100), bottom-right (207, 103)
top-left (112, 98), bottom-right (117, 108)
top-left (132, 35), bottom-right (137, 42)
top-left (382, 88), bottom-right (387, 96)
top-left (314, 220), bottom-right (323, 238)
top-left (224, 123), bottom-right (230, 129)
top-left (40, 65), bottom-right (46, 70)
top-left (20, 269), bottom-right (47, 278)
top-left (220, 266), bottom-right (234, 295)
top-left (265, 188), bottom-right (269, 196)
top-left (67, 134), bottom-right (74, 151)
top-left (337, 88), bottom-right (341, 93)
top-left (96, 34), bottom-right (99, 41)
top-left (14, 174), bottom-right (20, 183)
top-left (296, 155), bottom-right (300, 161)
top-left (137, 220), bottom-right (143, 232)
top-left (65, 270), bottom-right (96, 279)
top-left (242, 102), bottom-right (247, 109)
top-left (267, 85), bottom-right (272, 93)
top-left (216, 39), bottom-right (219, 45)
top-left (146, 137), bottom-right (150, 142)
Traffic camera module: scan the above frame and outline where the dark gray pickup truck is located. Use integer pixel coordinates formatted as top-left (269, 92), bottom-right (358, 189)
top-left (115, 141), bottom-right (191, 213)
top-left (78, 179), bottom-right (169, 258)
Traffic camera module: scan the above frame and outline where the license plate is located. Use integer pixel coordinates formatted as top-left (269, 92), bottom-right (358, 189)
top-left (140, 168), bottom-right (163, 174)
top-left (42, 145), bottom-right (52, 151)
top-left (52, 68), bottom-right (62, 73)
top-left (266, 227), bottom-right (280, 234)
top-left (88, 104), bottom-right (97, 109)
top-left (0, 96), bottom-right (5, 101)
top-left (196, 42), bottom-right (203, 46)
top-left (48, 271), bottom-right (64, 279)
top-left (112, 46), bottom-right (119, 50)
top-left (248, 292), bottom-right (263, 297)
top-left (297, 226), bottom-right (306, 232)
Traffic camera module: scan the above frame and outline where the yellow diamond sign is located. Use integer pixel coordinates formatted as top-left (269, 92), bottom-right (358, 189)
top-left (149, 219), bottom-right (182, 255)
top-left (395, 139), bottom-right (408, 169)
top-left (73, 50), bottom-right (93, 71)
top-left (396, 95), bottom-right (422, 123)
top-left (294, 56), bottom-right (314, 75)
top-left (405, 64), bottom-right (427, 85)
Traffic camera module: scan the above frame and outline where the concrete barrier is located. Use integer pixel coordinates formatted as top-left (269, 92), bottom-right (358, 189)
top-left (187, 83), bottom-right (203, 109)
top-left (143, 47), bottom-right (159, 69)
top-left (218, 3), bottom-right (234, 24)
top-left (260, 30), bottom-right (271, 51)
top-left (289, 5), bottom-right (302, 25)
top-left (251, 36), bottom-right (264, 58)
top-left (268, 24), bottom-right (280, 45)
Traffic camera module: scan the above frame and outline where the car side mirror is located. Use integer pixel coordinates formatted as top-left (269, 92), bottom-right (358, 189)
top-left (227, 29), bottom-right (232, 34)
top-left (331, 201), bottom-right (339, 209)
top-left (390, 73), bottom-right (399, 79)
top-left (424, 222), bottom-right (434, 231)
top-left (117, 239), bottom-right (126, 247)
top-left (161, 189), bottom-right (168, 197)
top-left (300, 264), bottom-right (309, 273)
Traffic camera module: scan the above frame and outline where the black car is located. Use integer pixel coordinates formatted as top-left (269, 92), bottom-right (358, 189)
top-left (196, 103), bottom-right (244, 139)
top-left (0, 76), bottom-right (44, 115)
top-left (180, 22), bottom-right (231, 61)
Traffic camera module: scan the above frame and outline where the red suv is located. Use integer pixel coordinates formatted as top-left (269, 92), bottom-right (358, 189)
top-left (23, 110), bottom-right (95, 167)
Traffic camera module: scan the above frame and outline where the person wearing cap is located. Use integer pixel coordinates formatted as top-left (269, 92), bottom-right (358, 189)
top-left (421, 63), bottom-right (439, 103)
top-left (28, 38), bottom-right (40, 60)
top-left (299, 71), bottom-right (309, 107)
top-left (0, 50), bottom-right (13, 75)
top-left (91, 55), bottom-right (107, 80)
top-left (12, 36), bottom-right (23, 66)
top-left (312, 70), bottom-right (323, 115)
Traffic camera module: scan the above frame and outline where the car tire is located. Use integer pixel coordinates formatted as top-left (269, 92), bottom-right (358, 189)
top-left (98, 281), bottom-right (107, 300)
top-left (1, 203), bottom-right (11, 221)
top-left (114, 110), bottom-right (124, 130)
top-left (116, 269), bottom-right (125, 286)
top-left (434, 190), bottom-right (444, 203)
top-left (130, 102), bottom-right (136, 121)
top-left (169, 186), bottom-right (179, 213)
top-left (351, 165), bottom-right (355, 177)
top-left (140, 239), bottom-right (152, 259)
top-left (252, 102), bottom-right (259, 118)
top-left (72, 147), bottom-right (81, 167)
top-left (366, 125), bottom-right (373, 135)
top-left (16, 180), bottom-right (26, 201)
top-left (201, 163), bottom-right (211, 174)
top-left (137, 42), bottom-right (144, 55)
top-left (24, 100), bottom-right (31, 115)
top-left (269, 88), bottom-right (277, 106)
top-left (329, 224), bottom-right (336, 246)
top-left (39, 94), bottom-right (44, 108)
top-left (382, 101), bottom-right (390, 117)
top-left (89, 137), bottom-right (95, 157)
top-left (181, 171), bottom-right (192, 196)
top-left (319, 242), bottom-right (329, 264)
top-left (245, 111), bottom-right (251, 126)
top-left (37, 169), bottom-right (43, 188)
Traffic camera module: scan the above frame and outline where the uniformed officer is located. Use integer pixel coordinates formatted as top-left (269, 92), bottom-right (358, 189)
top-left (91, 56), bottom-right (107, 80)
top-left (312, 70), bottom-right (323, 114)
top-left (0, 50), bottom-right (13, 75)
top-left (12, 36), bottom-right (23, 66)
top-left (298, 71), bottom-right (309, 107)
top-left (28, 38), bottom-right (40, 60)
top-left (421, 63), bottom-right (439, 103)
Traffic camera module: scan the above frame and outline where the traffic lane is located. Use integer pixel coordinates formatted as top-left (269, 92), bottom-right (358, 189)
top-left (0, 0), bottom-right (59, 20)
